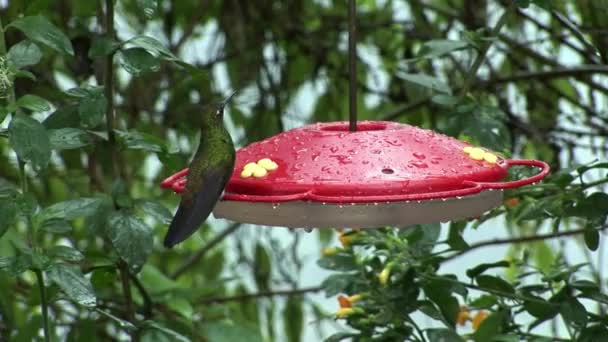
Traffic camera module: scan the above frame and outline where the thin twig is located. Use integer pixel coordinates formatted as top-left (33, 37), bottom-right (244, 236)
top-left (129, 272), bottom-right (153, 319)
top-left (441, 226), bottom-right (608, 263)
top-left (118, 261), bottom-right (138, 341)
top-left (199, 286), bottom-right (322, 305)
top-left (104, 0), bottom-right (118, 179)
top-left (170, 223), bottom-right (241, 279)
top-left (459, 0), bottom-right (516, 98)
top-left (35, 270), bottom-right (51, 342)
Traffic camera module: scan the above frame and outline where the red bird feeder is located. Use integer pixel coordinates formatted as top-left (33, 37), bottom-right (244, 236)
top-left (161, 121), bottom-right (549, 228)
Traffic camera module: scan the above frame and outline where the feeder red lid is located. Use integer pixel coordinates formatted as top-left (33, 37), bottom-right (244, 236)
top-left (162, 121), bottom-right (549, 203)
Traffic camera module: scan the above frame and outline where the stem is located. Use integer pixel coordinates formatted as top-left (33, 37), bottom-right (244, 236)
top-left (170, 223), bottom-right (241, 279)
top-left (440, 226), bottom-right (608, 263)
top-left (199, 286), bottom-right (322, 305)
top-left (104, 0), bottom-right (119, 179)
top-left (118, 261), bottom-right (138, 340)
top-left (35, 270), bottom-right (51, 342)
top-left (459, 1), bottom-right (516, 98)
top-left (348, 0), bottom-right (357, 132)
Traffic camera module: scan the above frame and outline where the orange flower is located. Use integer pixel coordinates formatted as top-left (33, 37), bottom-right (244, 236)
top-left (472, 311), bottom-right (489, 330)
top-left (339, 233), bottom-right (356, 247)
top-left (457, 306), bottom-right (470, 326)
top-left (338, 294), bottom-right (363, 308)
top-left (504, 197), bottom-right (520, 208)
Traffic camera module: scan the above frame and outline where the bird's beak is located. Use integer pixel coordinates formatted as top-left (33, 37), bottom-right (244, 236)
top-left (222, 91), bottom-right (238, 106)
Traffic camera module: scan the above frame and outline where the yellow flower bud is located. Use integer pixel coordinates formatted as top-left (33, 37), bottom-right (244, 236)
top-left (378, 266), bottom-right (391, 285)
top-left (462, 146), bottom-right (474, 154)
top-left (348, 294), bottom-right (363, 304)
top-left (322, 247), bottom-right (339, 257)
top-left (336, 307), bottom-right (355, 318)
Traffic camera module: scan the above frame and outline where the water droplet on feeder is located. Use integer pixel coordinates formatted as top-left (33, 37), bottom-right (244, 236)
top-left (272, 203), bottom-right (279, 209)
top-left (372, 149), bottom-right (382, 154)
top-left (304, 228), bottom-right (313, 233)
top-left (410, 160), bottom-right (428, 168)
top-left (330, 146), bottom-right (339, 153)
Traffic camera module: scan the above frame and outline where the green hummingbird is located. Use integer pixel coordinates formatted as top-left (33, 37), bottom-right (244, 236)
top-left (164, 93), bottom-right (237, 248)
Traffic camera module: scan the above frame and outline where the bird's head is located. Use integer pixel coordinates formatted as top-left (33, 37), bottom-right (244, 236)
top-left (202, 91), bottom-right (237, 129)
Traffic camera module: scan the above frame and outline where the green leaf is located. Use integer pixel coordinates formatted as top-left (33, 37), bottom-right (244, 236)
top-left (469, 294), bottom-right (498, 309)
top-left (523, 296), bottom-right (558, 320)
top-left (567, 192), bottom-right (608, 219)
top-left (127, 35), bottom-right (177, 60)
top-left (48, 128), bottom-right (93, 150)
top-left (37, 197), bottom-right (104, 222)
top-left (202, 321), bottom-right (264, 342)
top-left (139, 264), bottom-right (180, 294)
top-left (8, 114), bottom-right (51, 171)
top-left (254, 244), bottom-right (272, 291)
top-left (7, 16), bottom-right (74, 56)
top-left (472, 310), bottom-right (505, 342)
top-left (284, 297), bottom-right (303, 342)
top-left (89, 37), bottom-right (120, 58)
top-left (16, 94), bottom-right (52, 112)
top-left (584, 227), bottom-right (600, 251)
top-left (115, 129), bottom-right (166, 153)
top-left (397, 72), bottom-right (452, 94)
top-left (425, 329), bottom-right (464, 342)
top-left (321, 273), bottom-right (355, 297)
top-left (106, 211), bottom-right (153, 273)
top-left (476, 275), bottom-right (515, 294)
top-left (560, 296), bottom-right (587, 328)
top-left (137, 0), bottom-right (158, 19)
top-left (413, 39), bottom-right (470, 61)
top-left (579, 325), bottom-right (608, 342)
top-left (140, 321), bottom-right (190, 342)
top-left (317, 252), bottom-right (357, 271)
top-left (7, 40), bottom-right (42, 68)
top-left (38, 218), bottom-right (72, 234)
top-left (119, 48), bottom-right (160, 76)
top-left (466, 261), bottom-right (510, 278)
top-left (135, 199), bottom-right (172, 224)
top-left (48, 245), bottom-right (84, 262)
top-left (447, 223), bottom-right (469, 251)
top-left (47, 263), bottom-right (96, 307)
top-left (0, 199), bottom-right (17, 238)
top-left (78, 91), bottom-right (107, 128)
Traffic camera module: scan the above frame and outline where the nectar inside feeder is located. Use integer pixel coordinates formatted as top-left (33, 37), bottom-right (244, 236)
top-left (161, 121), bottom-right (550, 229)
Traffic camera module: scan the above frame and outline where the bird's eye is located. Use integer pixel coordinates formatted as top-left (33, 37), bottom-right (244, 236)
top-left (215, 109), bottom-right (222, 117)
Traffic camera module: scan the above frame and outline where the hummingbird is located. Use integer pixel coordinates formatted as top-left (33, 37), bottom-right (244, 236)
top-left (164, 93), bottom-right (237, 248)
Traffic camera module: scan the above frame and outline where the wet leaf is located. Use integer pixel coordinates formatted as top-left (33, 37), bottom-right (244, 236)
top-left (7, 40), bottom-right (42, 68)
top-left (106, 211), bottom-right (153, 273)
top-left (7, 16), bottom-right (74, 55)
top-left (47, 263), bottom-right (96, 307)
top-left (8, 114), bottom-right (51, 171)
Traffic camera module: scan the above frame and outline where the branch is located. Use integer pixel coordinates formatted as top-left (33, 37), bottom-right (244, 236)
top-left (104, 0), bottom-right (119, 179)
top-left (477, 65), bottom-right (608, 86)
top-left (199, 286), bottom-right (322, 305)
top-left (459, 0), bottom-right (515, 98)
top-left (170, 223), bottom-right (241, 279)
top-left (442, 226), bottom-right (608, 263)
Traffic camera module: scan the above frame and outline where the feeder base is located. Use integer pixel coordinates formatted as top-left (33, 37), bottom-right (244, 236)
top-left (212, 190), bottom-right (502, 228)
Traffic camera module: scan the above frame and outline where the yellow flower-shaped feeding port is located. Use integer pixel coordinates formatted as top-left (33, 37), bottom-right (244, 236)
top-left (240, 158), bottom-right (279, 178)
top-left (462, 146), bottom-right (498, 165)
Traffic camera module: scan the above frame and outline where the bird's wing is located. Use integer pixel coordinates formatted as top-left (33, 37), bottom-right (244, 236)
top-left (163, 162), bottom-right (233, 248)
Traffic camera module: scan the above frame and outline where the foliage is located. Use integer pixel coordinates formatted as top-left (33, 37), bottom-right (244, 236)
top-left (0, 0), bottom-right (607, 341)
